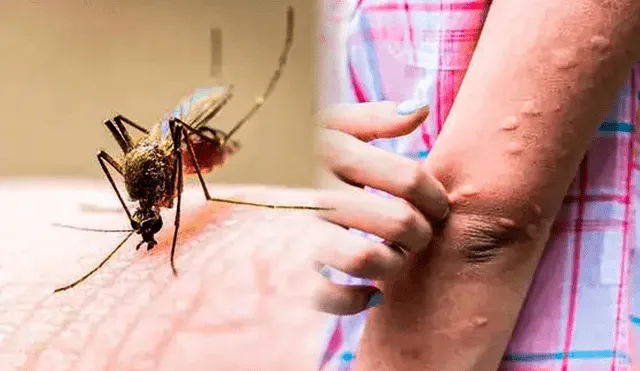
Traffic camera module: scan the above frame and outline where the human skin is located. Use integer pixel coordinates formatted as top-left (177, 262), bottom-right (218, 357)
top-left (0, 180), bottom-right (333, 371)
top-left (348, 0), bottom-right (640, 370)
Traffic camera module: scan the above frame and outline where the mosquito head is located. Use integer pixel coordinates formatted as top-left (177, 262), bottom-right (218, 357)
top-left (131, 208), bottom-right (163, 248)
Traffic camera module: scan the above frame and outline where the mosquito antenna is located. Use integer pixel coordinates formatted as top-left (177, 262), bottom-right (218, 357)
top-left (223, 6), bottom-right (294, 143)
top-left (53, 231), bottom-right (135, 293)
top-left (52, 223), bottom-right (133, 233)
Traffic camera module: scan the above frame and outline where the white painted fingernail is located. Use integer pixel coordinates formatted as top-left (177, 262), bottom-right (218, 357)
top-left (396, 99), bottom-right (428, 116)
top-left (397, 74), bottom-right (436, 116)
top-left (318, 264), bottom-right (332, 279)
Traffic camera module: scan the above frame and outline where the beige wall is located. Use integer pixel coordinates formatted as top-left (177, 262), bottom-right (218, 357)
top-left (0, 0), bottom-right (318, 187)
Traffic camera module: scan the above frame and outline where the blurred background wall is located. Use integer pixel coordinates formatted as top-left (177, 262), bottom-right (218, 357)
top-left (0, 0), bottom-right (318, 187)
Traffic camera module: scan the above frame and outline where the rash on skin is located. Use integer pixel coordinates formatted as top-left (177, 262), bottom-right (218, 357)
top-left (444, 190), bottom-right (548, 264)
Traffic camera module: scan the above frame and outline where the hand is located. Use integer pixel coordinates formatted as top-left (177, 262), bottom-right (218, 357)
top-left (312, 100), bottom-right (450, 315)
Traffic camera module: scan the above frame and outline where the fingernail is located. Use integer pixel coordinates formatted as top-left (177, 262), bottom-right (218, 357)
top-left (366, 291), bottom-right (384, 309)
top-left (318, 264), bottom-right (332, 279)
top-left (396, 99), bottom-right (428, 116)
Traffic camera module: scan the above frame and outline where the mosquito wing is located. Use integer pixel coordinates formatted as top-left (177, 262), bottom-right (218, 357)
top-left (157, 86), bottom-right (234, 147)
top-left (156, 87), bottom-right (241, 174)
top-left (185, 86), bottom-right (235, 129)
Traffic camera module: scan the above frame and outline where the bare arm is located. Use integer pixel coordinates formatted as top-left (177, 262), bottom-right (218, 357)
top-left (354, 0), bottom-right (640, 370)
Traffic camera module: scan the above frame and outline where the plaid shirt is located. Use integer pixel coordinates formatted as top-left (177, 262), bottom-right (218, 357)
top-left (317, 1), bottom-right (640, 370)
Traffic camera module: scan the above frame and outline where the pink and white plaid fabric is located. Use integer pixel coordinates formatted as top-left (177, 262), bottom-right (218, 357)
top-left (317, 1), bottom-right (640, 370)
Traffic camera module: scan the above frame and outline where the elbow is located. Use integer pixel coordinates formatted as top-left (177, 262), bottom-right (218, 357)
top-left (423, 158), bottom-right (558, 267)
top-left (439, 209), bottom-right (552, 266)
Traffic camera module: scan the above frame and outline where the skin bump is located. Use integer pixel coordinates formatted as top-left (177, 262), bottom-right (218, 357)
top-left (551, 48), bottom-right (579, 69)
top-left (500, 116), bottom-right (519, 131)
top-left (521, 100), bottom-right (542, 117)
top-left (448, 185), bottom-right (479, 204)
top-left (589, 35), bottom-right (610, 52)
top-left (506, 142), bottom-right (525, 155)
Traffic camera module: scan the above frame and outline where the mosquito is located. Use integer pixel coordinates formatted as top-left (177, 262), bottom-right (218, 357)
top-left (53, 6), bottom-right (327, 293)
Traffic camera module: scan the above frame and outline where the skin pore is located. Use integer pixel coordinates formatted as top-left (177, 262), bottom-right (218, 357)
top-left (352, 0), bottom-right (640, 370)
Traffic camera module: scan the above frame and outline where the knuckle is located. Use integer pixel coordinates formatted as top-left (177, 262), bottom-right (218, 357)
top-left (341, 245), bottom-right (377, 275)
top-left (400, 162), bottom-right (425, 195)
top-left (345, 244), bottom-right (404, 279)
top-left (348, 247), bottom-right (381, 274)
top-left (387, 201), bottom-right (433, 250)
top-left (328, 150), bottom-right (359, 177)
top-left (390, 202), bottom-right (421, 236)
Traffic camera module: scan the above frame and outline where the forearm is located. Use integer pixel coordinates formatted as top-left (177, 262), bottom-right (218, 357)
top-left (354, 0), bottom-right (640, 370)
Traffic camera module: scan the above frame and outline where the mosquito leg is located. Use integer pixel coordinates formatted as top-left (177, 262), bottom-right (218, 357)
top-left (172, 117), bottom-right (242, 155)
top-left (180, 122), bottom-right (214, 201)
top-left (178, 120), bottom-right (331, 211)
top-left (199, 127), bottom-right (230, 140)
top-left (168, 119), bottom-right (184, 276)
top-left (205, 196), bottom-right (332, 210)
top-left (199, 127), bottom-right (241, 151)
top-left (97, 150), bottom-right (134, 222)
top-left (113, 114), bottom-right (149, 134)
top-left (103, 119), bottom-right (130, 153)
top-left (224, 6), bottom-right (294, 142)
top-left (104, 114), bottom-right (148, 153)
top-left (172, 117), bottom-right (221, 146)
top-left (53, 232), bottom-right (135, 293)
top-left (111, 119), bottom-right (134, 151)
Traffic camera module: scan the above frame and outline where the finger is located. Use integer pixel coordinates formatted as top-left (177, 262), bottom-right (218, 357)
top-left (311, 219), bottom-right (407, 280)
top-left (312, 275), bottom-right (383, 315)
top-left (318, 100), bottom-right (429, 142)
top-left (320, 130), bottom-right (450, 221)
top-left (318, 189), bottom-right (432, 253)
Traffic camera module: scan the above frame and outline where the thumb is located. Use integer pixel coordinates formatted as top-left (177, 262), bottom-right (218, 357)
top-left (318, 100), bottom-right (429, 142)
